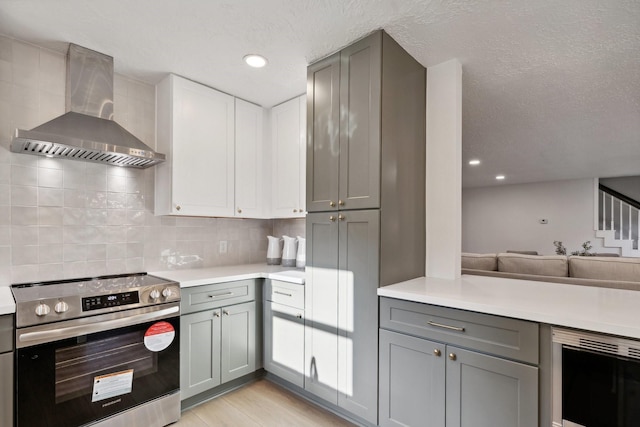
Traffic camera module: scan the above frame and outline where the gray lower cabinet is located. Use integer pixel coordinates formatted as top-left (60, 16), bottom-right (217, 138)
top-left (180, 280), bottom-right (257, 400)
top-left (305, 209), bottom-right (380, 424)
top-left (264, 279), bottom-right (305, 387)
top-left (379, 298), bottom-right (539, 427)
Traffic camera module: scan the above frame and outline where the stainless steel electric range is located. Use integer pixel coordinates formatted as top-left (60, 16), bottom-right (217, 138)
top-left (11, 273), bottom-right (181, 427)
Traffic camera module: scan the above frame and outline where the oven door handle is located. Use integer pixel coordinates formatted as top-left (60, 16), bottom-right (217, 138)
top-left (17, 304), bottom-right (180, 348)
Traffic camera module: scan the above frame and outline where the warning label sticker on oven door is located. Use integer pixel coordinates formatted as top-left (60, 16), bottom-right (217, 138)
top-left (92, 369), bottom-right (134, 403)
top-left (144, 321), bottom-right (175, 352)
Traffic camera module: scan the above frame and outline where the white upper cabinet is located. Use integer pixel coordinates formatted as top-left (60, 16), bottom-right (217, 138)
top-left (271, 95), bottom-right (306, 218)
top-left (235, 99), bottom-right (265, 218)
top-left (156, 74), bottom-right (235, 216)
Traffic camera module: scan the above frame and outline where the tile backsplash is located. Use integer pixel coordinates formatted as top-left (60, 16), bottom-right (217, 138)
top-left (0, 35), bottom-right (304, 285)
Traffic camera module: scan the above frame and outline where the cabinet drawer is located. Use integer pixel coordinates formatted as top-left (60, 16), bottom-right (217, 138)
top-left (265, 280), bottom-right (304, 309)
top-left (380, 297), bottom-right (539, 364)
top-left (182, 280), bottom-right (255, 314)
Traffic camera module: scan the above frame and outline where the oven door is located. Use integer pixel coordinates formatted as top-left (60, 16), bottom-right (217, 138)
top-left (15, 304), bottom-right (180, 427)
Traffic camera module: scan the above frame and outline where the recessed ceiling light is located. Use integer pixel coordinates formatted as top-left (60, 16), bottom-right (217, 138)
top-left (468, 159), bottom-right (481, 165)
top-left (243, 54), bottom-right (268, 68)
top-left (496, 175), bottom-right (505, 180)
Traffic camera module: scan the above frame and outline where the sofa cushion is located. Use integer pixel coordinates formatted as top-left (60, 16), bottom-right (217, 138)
top-left (498, 253), bottom-right (569, 277)
top-left (461, 253), bottom-right (497, 271)
top-left (569, 256), bottom-right (640, 282)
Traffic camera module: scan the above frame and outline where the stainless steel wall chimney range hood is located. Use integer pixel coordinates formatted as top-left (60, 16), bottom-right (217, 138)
top-left (11, 44), bottom-right (165, 168)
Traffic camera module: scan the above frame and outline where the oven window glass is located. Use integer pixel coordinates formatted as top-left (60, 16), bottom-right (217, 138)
top-left (563, 346), bottom-right (640, 427)
top-left (16, 316), bottom-right (179, 427)
top-left (55, 330), bottom-right (158, 404)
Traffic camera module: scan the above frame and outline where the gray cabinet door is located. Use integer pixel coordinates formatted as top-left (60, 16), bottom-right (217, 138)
top-left (221, 301), bottom-right (256, 383)
top-left (180, 309), bottom-right (221, 399)
top-left (339, 32), bottom-right (381, 210)
top-left (337, 209), bottom-right (380, 424)
top-left (445, 346), bottom-right (538, 427)
top-left (304, 212), bottom-right (339, 403)
top-left (264, 301), bottom-right (305, 387)
top-left (306, 52), bottom-right (340, 212)
top-left (379, 329), bottom-right (445, 427)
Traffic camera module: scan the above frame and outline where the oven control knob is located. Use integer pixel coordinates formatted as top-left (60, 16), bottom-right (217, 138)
top-left (54, 301), bottom-right (69, 314)
top-left (35, 303), bottom-right (51, 317)
top-left (162, 288), bottom-right (173, 298)
top-left (149, 289), bottom-right (161, 300)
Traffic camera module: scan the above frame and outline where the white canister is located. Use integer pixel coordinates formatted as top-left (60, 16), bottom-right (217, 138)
top-left (267, 236), bottom-right (282, 265)
top-left (281, 235), bottom-right (297, 267)
top-left (295, 236), bottom-right (306, 268)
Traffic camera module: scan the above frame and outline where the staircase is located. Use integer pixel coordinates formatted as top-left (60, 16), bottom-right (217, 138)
top-left (596, 184), bottom-right (640, 257)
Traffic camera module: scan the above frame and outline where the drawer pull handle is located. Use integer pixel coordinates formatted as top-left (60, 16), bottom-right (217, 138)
top-left (208, 292), bottom-right (234, 298)
top-left (274, 291), bottom-right (292, 297)
top-left (427, 320), bottom-right (465, 332)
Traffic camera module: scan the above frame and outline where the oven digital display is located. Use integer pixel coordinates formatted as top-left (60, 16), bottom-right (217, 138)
top-left (82, 291), bottom-right (140, 311)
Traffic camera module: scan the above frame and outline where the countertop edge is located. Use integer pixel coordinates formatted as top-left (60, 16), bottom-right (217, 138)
top-left (150, 264), bottom-right (305, 287)
top-left (0, 287), bottom-right (15, 315)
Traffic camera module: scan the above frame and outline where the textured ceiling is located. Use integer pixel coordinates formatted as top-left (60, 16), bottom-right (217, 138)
top-left (0, 0), bottom-right (638, 187)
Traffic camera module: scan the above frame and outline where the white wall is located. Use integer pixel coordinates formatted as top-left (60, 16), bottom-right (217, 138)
top-left (462, 178), bottom-right (618, 256)
top-left (0, 35), bottom-right (301, 285)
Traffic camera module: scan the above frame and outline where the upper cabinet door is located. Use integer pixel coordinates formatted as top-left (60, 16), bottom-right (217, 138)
top-left (235, 98), bottom-right (264, 218)
top-left (339, 32), bottom-right (382, 210)
top-left (307, 53), bottom-right (340, 212)
top-left (156, 75), bottom-right (235, 216)
top-left (271, 95), bottom-right (306, 218)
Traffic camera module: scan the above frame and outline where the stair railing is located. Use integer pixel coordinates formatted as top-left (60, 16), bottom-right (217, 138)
top-left (599, 184), bottom-right (640, 250)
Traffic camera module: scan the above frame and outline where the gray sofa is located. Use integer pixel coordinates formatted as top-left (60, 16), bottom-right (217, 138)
top-left (462, 252), bottom-right (640, 291)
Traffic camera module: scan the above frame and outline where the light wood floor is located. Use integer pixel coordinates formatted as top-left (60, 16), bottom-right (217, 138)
top-left (175, 379), bottom-right (356, 427)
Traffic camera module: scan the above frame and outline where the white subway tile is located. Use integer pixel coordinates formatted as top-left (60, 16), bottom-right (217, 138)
top-left (11, 164), bottom-right (37, 186)
top-left (107, 209), bottom-right (126, 226)
top-left (38, 206), bottom-right (63, 226)
top-left (38, 263), bottom-right (64, 281)
top-left (0, 246), bottom-right (9, 266)
top-left (0, 184), bottom-right (10, 205)
top-left (85, 173), bottom-right (107, 191)
top-left (38, 157), bottom-right (64, 170)
top-left (39, 49), bottom-right (65, 95)
top-left (63, 261), bottom-right (87, 279)
top-left (63, 207), bottom-right (85, 225)
top-left (12, 244), bottom-right (38, 265)
top-left (0, 37), bottom-right (11, 62)
top-left (126, 242), bottom-right (143, 258)
top-left (85, 209), bottom-right (107, 226)
top-left (12, 206), bottom-right (38, 225)
top-left (107, 192), bottom-right (126, 209)
top-left (12, 225), bottom-right (37, 245)
top-left (107, 243), bottom-right (127, 260)
top-left (11, 82), bottom-right (39, 109)
top-left (104, 226), bottom-right (127, 243)
top-left (38, 91), bottom-right (64, 123)
top-left (106, 259), bottom-right (126, 275)
top-left (11, 185), bottom-right (37, 206)
top-left (86, 260), bottom-right (107, 277)
top-left (38, 187), bottom-right (63, 207)
top-left (12, 265), bottom-right (39, 283)
top-left (39, 245), bottom-right (63, 263)
top-left (86, 244), bottom-right (106, 261)
top-left (63, 189), bottom-right (86, 207)
top-left (86, 191), bottom-right (107, 209)
top-left (107, 174), bottom-right (126, 192)
top-left (39, 226), bottom-right (62, 244)
top-left (0, 60), bottom-right (11, 83)
top-left (11, 40), bottom-right (39, 68)
top-left (63, 244), bottom-right (87, 262)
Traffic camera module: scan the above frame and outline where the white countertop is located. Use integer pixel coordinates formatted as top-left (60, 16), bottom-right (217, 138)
top-left (150, 263), bottom-right (305, 288)
top-left (378, 274), bottom-right (640, 340)
top-left (0, 287), bottom-right (15, 315)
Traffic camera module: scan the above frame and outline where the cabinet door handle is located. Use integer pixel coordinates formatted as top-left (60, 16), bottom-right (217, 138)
top-left (427, 320), bottom-right (465, 332)
top-left (175, 205), bottom-right (181, 211)
top-left (449, 353), bottom-right (457, 361)
top-left (274, 291), bottom-right (292, 297)
top-left (237, 208), bottom-right (242, 214)
top-left (223, 310), bottom-right (230, 316)
top-left (296, 314), bottom-right (303, 319)
top-left (329, 215), bottom-right (336, 222)
top-left (293, 209), bottom-right (298, 213)
top-left (208, 292), bottom-right (234, 298)
top-left (329, 201), bottom-right (336, 207)
top-left (338, 214), bottom-right (345, 221)
top-left (213, 311), bottom-right (220, 318)
top-left (433, 349), bottom-right (441, 357)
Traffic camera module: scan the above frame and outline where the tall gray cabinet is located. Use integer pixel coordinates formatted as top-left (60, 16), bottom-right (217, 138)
top-left (305, 30), bottom-right (426, 425)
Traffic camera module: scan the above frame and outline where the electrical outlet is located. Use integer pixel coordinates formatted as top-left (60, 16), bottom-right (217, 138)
top-left (219, 240), bottom-right (228, 254)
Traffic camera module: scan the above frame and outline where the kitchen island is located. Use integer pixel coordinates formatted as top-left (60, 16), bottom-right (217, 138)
top-left (378, 273), bottom-right (640, 339)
